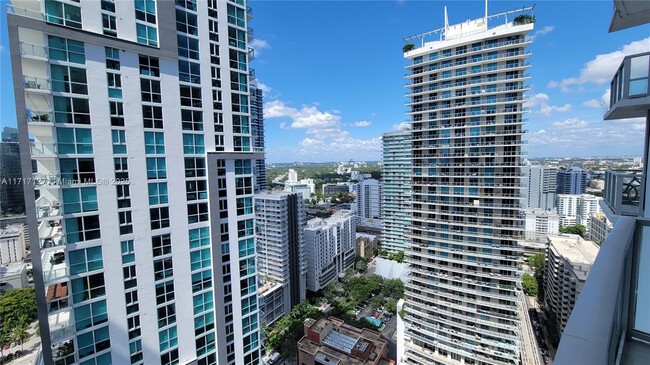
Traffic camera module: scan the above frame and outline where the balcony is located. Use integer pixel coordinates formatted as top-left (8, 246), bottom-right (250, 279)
top-left (604, 169), bottom-right (643, 216)
top-left (604, 52), bottom-right (650, 120)
top-left (48, 307), bottom-right (74, 344)
top-left (555, 216), bottom-right (650, 364)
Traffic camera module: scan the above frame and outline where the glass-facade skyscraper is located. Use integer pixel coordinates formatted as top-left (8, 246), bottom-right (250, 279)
top-left (381, 130), bottom-right (411, 253)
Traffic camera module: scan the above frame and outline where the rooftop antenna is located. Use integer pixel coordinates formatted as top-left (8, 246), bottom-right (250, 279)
top-left (443, 6), bottom-right (449, 40)
top-left (484, 0), bottom-right (488, 25)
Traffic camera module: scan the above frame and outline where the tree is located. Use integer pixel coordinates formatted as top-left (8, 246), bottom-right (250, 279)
top-left (384, 299), bottom-right (397, 313)
top-left (528, 253), bottom-right (545, 275)
top-left (522, 273), bottom-right (538, 297)
top-left (387, 251), bottom-right (404, 263)
top-left (560, 224), bottom-right (587, 239)
top-left (0, 326), bottom-right (11, 358)
top-left (0, 288), bottom-right (37, 334)
top-left (403, 43), bottom-right (415, 53)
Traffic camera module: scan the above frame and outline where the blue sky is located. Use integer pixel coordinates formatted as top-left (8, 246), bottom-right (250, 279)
top-left (2, 1), bottom-right (649, 163)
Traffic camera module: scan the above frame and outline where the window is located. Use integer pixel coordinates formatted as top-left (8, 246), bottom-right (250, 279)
top-left (177, 34), bottom-right (199, 60)
top-left (69, 246), bottom-right (103, 275)
top-left (180, 85), bottom-right (202, 107)
top-left (127, 315), bottom-right (141, 339)
top-left (239, 257), bottom-right (255, 277)
top-left (119, 211), bottom-right (133, 234)
top-left (62, 187), bottom-right (98, 214)
top-left (188, 202), bottom-right (208, 224)
top-left (156, 280), bottom-right (175, 304)
top-left (176, 8), bottom-right (198, 35)
top-left (60, 158), bottom-right (95, 183)
top-left (237, 219), bottom-right (253, 238)
top-left (115, 185), bottom-right (131, 209)
top-left (153, 258), bottom-right (173, 281)
top-left (234, 159), bottom-right (251, 175)
top-left (146, 157), bottom-right (167, 179)
top-left (183, 133), bottom-right (205, 154)
top-left (66, 215), bottom-right (101, 244)
top-left (51, 65), bottom-right (88, 94)
top-left (160, 349), bottom-right (178, 365)
top-left (159, 326), bottom-right (178, 351)
top-left (181, 109), bottom-right (203, 131)
top-left (143, 105), bottom-right (163, 129)
top-left (76, 326), bottom-right (110, 360)
top-left (194, 312), bottom-right (214, 335)
top-left (112, 130), bottom-right (127, 154)
top-left (226, 4), bottom-right (245, 27)
top-left (189, 227), bottom-right (210, 249)
top-left (241, 295), bottom-right (257, 315)
top-left (228, 27), bottom-right (246, 50)
top-left (144, 132), bottom-right (165, 154)
top-left (139, 55), bottom-right (160, 77)
top-left (231, 93), bottom-right (248, 113)
top-left (186, 180), bottom-right (207, 200)
top-left (235, 177), bottom-right (252, 195)
top-left (184, 157), bottom-right (206, 177)
top-left (121, 240), bottom-right (135, 264)
top-left (102, 13), bottom-right (117, 36)
top-left (236, 197), bottom-right (252, 216)
top-left (193, 291), bottom-right (213, 314)
top-left (71, 273), bottom-right (105, 303)
top-left (110, 101), bottom-right (124, 126)
top-left (211, 65), bottom-right (221, 87)
top-left (54, 96), bottom-right (90, 124)
top-left (179, 60), bottom-right (201, 83)
top-left (114, 158), bottom-right (129, 181)
top-left (107, 72), bottom-right (122, 98)
top-left (191, 270), bottom-right (212, 293)
top-left (74, 299), bottom-right (107, 331)
top-left (141, 79), bottom-right (162, 103)
top-left (232, 115), bottom-right (249, 134)
top-left (129, 339), bottom-right (143, 364)
top-left (101, 0), bottom-right (115, 13)
top-left (135, 0), bottom-right (156, 23)
top-left (149, 182), bottom-right (169, 205)
top-left (243, 331), bottom-right (258, 353)
top-left (49, 35), bottom-right (85, 63)
top-left (233, 136), bottom-right (250, 152)
top-left (45, 0), bottom-right (81, 29)
top-left (241, 314), bottom-right (257, 335)
top-left (125, 290), bottom-right (139, 314)
top-left (150, 207), bottom-right (170, 229)
top-left (238, 238), bottom-right (254, 257)
top-left (152, 234), bottom-right (172, 257)
top-left (157, 304), bottom-right (176, 328)
top-left (229, 48), bottom-right (247, 70)
top-left (230, 71), bottom-right (247, 92)
top-left (57, 127), bottom-right (93, 154)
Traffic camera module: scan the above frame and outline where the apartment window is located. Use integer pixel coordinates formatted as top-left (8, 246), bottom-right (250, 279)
top-left (226, 4), bottom-right (245, 27)
top-left (228, 27), bottom-right (246, 50)
top-left (153, 258), bottom-right (173, 281)
top-left (141, 79), bottom-right (162, 103)
top-left (238, 238), bottom-right (254, 257)
top-left (107, 72), bottom-right (122, 98)
top-left (110, 101), bottom-right (124, 126)
top-left (102, 13), bottom-right (117, 36)
top-left (119, 211), bottom-right (133, 234)
top-left (229, 49), bottom-right (247, 70)
top-left (51, 65), bottom-right (88, 94)
top-left (121, 240), bottom-right (135, 264)
top-left (135, 0), bottom-right (156, 23)
top-left (129, 339), bottom-right (143, 364)
top-left (208, 19), bottom-right (219, 42)
top-left (231, 93), bottom-right (248, 113)
top-left (69, 246), bottom-right (103, 275)
top-left (176, 0), bottom-right (197, 11)
top-left (233, 136), bottom-right (250, 152)
top-left (74, 299), bottom-right (108, 331)
top-left (150, 207), bottom-right (170, 230)
top-left (148, 182), bottom-right (169, 205)
top-left (62, 187), bottom-right (98, 214)
top-left (180, 85), bottom-right (202, 107)
top-left (188, 202), bottom-right (208, 224)
top-left (45, 0), bottom-right (81, 29)
top-left (157, 304), bottom-right (176, 328)
top-left (71, 273), bottom-right (105, 302)
top-left (177, 34), bottom-right (199, 60)
top-left (230, 71), bottom-right (247, 92)
top-left (123, 266), bottom-right (136, 289)
top-left (57, 127), bottom-right (93, 154)
top-left (235, 177), bottom-right (252, 195)
top-left (115, 185), bottom-right (131, 209)
top-left (189, 227), bottom-right (210, 249)
top-left (191, 270), bottom-right (212, 293)
top-left (235, 197), bottom-right (253, 217)
top-left (209, 43), bottom-right (220, 65)
top-left (186, 180), bottom-right (207, 201)
top-left (179, 60), bottom-right (201, 83)
top-left (241, 295), bottom-right (257, 315)
top-left (183, 133), bottom-right (205, 154)
top-left (114, 158), bottom-right (129, 181)
top-left (194, 312), bottom-right (215, 336)
top-left (66, 215), bottom-right (101, 244)
top-left (193, 291), bottom-right (213, 314)
top-left (152, 234), bottom-right (172, 257)
top-left (139, 55), bottom-right (160, 77)
top-left (159, 326), bottom-right (178, 351)
top-left (60, 158), bottom-right (95, 183)
top-left (156, 280), bottom-right (175, 305)
top-left (127, 315), bottom-right (141, 339)
top-left (210, 66), bottom-right (221, 87)
top-left (141, 105), bottom-right (163, 129)
top-left (232, 115), bottom-right (249, 134)
top-left (181, 109), bottom-right (203, 131)
top-left (160, 349), bottom-right (178, 365)
top-left (184, 157), bottom-right (206, 177)
top-left (176, 8), bottom-right (198, 35)
top-left (76, 326), bottom-right (110, 360)
top-left (212, 89), bottom-right (223, 110)
top-left (112, 130), bottom-right (127, 154)
top-left (237, 219), bottom-right (253, 238)
top-left (146, 157), bottom-right (167, 179)
top-left (239, 257), bottom-right (255, 277)
top-left (144, 132), bottom-right (165, 154)
top-left (125, 290), bottom-right (139, 313)
top-left (101, 0), bottom-right (115, 12)
top-left (241, 314), bottom-right (257, 335)
top-left (48, 35), bottom-right (85, 63)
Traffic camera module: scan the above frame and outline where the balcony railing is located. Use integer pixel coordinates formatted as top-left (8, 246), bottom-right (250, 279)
top-left (605, 52), bottom-right (650, 120)
top-left (604, 169), bottom-right (643, 216)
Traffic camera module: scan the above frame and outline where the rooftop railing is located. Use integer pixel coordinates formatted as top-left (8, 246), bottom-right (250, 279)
top-left (604, 169), bottom-right (643, 216)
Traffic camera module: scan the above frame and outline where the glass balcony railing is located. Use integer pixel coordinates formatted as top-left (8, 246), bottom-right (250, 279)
top-left (20, 42), bottom-right (48, 58)
top-left (23, 76), bottom-right (51, 92)
top-left (31, 142), bottom-right (58, 156)
top-left (604, 169), bottom-right (643, 216)
top-left (28, 109), bottom-right (54, 123)
top-left (605, 52), bottom-right (650, 120)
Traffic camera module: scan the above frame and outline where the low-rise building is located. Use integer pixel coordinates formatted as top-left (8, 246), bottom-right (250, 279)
top-left (0, 262), bottom-right (28, 291)
top-left (589, 211), bottom-right (613, 245)
top-left (298, 317), bottom-right (390, 365)
top-left (0, 224), bottom-right (26, 264)
top-left (524, 208), bottom-right (560, 241)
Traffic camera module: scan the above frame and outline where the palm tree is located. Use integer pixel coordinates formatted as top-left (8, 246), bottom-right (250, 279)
top-left (12, 323), bottom-right (29, 352)
top-left (0, 326), bottom-right (11, 359)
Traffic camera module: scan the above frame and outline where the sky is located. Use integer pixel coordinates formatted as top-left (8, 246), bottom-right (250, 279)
top-left (2, 1), bottom-right (649, 163)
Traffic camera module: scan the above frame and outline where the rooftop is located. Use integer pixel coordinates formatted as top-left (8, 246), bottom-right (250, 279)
top-left (0, 262), bottom-right (27, 277)
top-left (547, 234), bottom-right (600, 265)
top-left (0, 224), bottom-right (24, 238)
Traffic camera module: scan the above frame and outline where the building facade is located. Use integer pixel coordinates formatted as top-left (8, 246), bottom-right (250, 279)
top-left (7, 1), bottom-right (262, 364)
top-left (0, 139), bottom-right (25, 215)
top-left (588, 211), bottom-right (612, 245)
top-left (557, 167), bottom-right (588, 195)
top-left (355, 178), bottom-right (381, 227)
top-left (250, 80), bottom-right (266, 191)
top-left (522, 165), bottom-right (556, 211)
top-left (401, 7), bottom-right (533, 365)
top-left (0, 224), bottom-right (27, 264)
top-left (544, 234), bottom-right (599, 334)
top-left (381, 131), bottom-right (411, 253)
top-left (254, 191), bottom-right (307, 325)
top-left (523, 208), bottom-right (559, 241)
top-left (556, 194), bottom-right (602, 231)
top-left (304, 210), bottom-right (356, 292)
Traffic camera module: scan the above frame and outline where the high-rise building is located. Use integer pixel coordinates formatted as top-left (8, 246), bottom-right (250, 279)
top-left (523, 208), bottom-right (560, 241)
top-left (354, 178), bottom-right (381, 227)
top-left (304, 210), bottom-right (356, 292)
top-left (557, 167), bottom-right (588, 195)
top-left (254, 191), bottom-right (306, 325)
top-left (588, 211), bottom-right (612, 245)
top-left (400, 6), bottom-right (533, 364)
top-left (7, 1), bottom-right (262, 364)
top-left (522, 165), bottom-right (557, 211)
top-left (382, 131), bottom-right (411, 253)
top-left (0, 139), bottom-right (25, 215)
top-left (2, 127), bottom-right (19, 142)
top-left (0, 224), bottom-right (27, 264)
top-left (250, 79), bottom-right (266, 191)
top-left (557, 194), bottom-right (601, 230)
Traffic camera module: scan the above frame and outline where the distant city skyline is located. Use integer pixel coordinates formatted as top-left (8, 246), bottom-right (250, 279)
top-left (1, 1), bottom-right (649, 163)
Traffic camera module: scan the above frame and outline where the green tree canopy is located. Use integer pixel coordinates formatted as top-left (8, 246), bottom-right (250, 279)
top-left (560, 224), bottom-right (587, 239)
top-left (528, 253), bottom-right (545, 275)
top-left (522, 273), bottom-right (539, 297)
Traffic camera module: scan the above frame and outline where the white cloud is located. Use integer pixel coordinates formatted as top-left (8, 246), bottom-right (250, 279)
top-left (264, 100), bottom-right (341, 130)
top-left (351, 121), bottom-right (372, 127)
top-left (525, 93), bottom-right (572, 116)
top-left (548, 37), bottom-right (650, 91)
top-left (582, 89), bottom-right (610, 110)
top-left (256, 82), bottom-right (271, 97)
top-left (529, 25), bottom-right (555, 41)
top-left (392, 122), bottom-right (411, 131)
top-left (540, 103), bottom-right (572, 116)
top-left (249, 38), bottom-right (271, 56)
